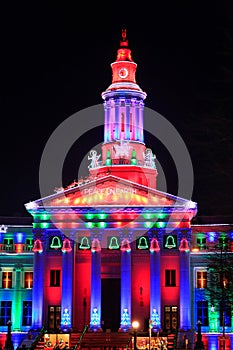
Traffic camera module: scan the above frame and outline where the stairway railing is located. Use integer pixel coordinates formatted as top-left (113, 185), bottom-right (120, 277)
top-left (126, 335), bottom-right (132, 349)
top-left (28, 326), bottom-right (47, 350)
top-left (73, 325), bottom-right (89, 350)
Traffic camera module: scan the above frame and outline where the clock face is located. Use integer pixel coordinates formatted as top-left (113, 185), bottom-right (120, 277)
top-left (118, 67), bottom-right (128, 79)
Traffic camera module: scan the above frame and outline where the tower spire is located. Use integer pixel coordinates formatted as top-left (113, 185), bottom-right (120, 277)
top-left (116, 28), bottom-right (132, 62)
top-left (120, 28), bottom-right (128, 47)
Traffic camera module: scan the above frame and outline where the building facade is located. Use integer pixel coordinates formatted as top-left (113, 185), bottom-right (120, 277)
top-left (0, 30), bottom-right (233, 349)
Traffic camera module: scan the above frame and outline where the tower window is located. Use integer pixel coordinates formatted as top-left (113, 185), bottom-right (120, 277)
top-left (0, 301), bottom-right (12, 326)
top-left (2, 272), bottom-right (12, 289)
top-left (196, 271), bottom-right (207, 289)
top-left (165, 270), bottom-right (176, 287)
top-left (121, 113), bottom-right (125, 132)
top-left (24, 272), bottom-right (33, 289)
top-left (22, 301), bottom-right (32, 326)
top-left (50, 270), bottom-right (60, 287)
top-left (197, 301), bottom-right (208, 326)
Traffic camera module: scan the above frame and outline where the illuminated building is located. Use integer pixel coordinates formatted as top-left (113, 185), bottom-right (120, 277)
top-left (0, 30), bottom-right (233, 349)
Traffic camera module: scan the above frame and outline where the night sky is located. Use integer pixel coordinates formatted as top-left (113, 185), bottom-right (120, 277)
top-left (1, 1), bottom-right (233, 219)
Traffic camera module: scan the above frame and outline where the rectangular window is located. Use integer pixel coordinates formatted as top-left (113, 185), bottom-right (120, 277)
top-left (24, 239), bottom-right (34, 251)
top-left (196, 237), bottom-right (207, 250)
top-left (218, 237), bottom-right (228, 249)
top-left (0, 301), bottom-right (12, 326)
top-left (165, 269), bottom-right (176, 287)
top-left (196, 271), bottom-right (207, 289)
top-left (22, 301), bottom-right (32, 326)
top-left (164, 305), bottom-right (178, 331)
top-left (2, 272), bottom-right (12, 289)
top-left (50, 270), bottom-right (60, 287)
top-left (3, 239), bottom-right (14, 251)
top-left (24, 272), bottom-right (33, 289)
top-left (220, 302), bottom-right (231, 327)
top-left (197, 301), bottom-right (209, 326)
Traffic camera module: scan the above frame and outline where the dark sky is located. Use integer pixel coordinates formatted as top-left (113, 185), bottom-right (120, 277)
top-left (1, 1), bottom-right (233, 218)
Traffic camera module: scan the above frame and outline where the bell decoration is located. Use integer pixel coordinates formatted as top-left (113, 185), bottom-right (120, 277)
top-left (179, 237), bottom-right (190, 252)
top-left (109, 236), bottom-right (120, 249)
top-left (62, 238), bottom-right (72, 253)
top-left (50, 236), bottom-right (62, 249)
top-left (120, 238), bottom-right (131, 252)
top-left (165, 235), bottom-right (176, 249)
top-left (32, 239), bottom-right (43, 253)
top-left (138, 236), bottom-right (148, 249)
top-left (91, 238), bottom-right (101, 252)
top-left (80, 236), bottom-right (90, 249)
top-left (150, 238), bottom-right (160, 252)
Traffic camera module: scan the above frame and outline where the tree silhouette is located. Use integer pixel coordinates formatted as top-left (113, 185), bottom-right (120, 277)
top-left (205, 235), bottom-right (233, 337)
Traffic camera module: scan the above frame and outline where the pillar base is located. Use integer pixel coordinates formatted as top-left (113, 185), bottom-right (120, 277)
top-left (90, 326), bottom-right (102, 332)
top-left (119, 327), bottom-right (130, 332)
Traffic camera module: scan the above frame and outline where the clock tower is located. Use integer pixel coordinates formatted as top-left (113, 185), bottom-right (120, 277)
top-left (90, 29), bottom-right (158, 189)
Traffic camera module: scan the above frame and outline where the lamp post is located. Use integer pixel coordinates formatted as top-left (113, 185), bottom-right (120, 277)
top-left (149, 319), bottom-right (153, 350)
top-left (132, 321), bottom-right (139, 350)
top-left (195, 320), bottom-right (204, 350)
top-left (4, 321), bottom-right (14, 350)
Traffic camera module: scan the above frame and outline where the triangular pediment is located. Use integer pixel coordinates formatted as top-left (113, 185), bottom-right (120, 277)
top-left (25, 175), bottom-right (196, 211)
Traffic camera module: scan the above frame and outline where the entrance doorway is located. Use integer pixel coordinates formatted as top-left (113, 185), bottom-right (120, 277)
top-left (48, 305), bottom-right (61, 331)
top-left (101, 279), bottom-right (120, 332)
top-left (164, 306), bottom-right (178, 331)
